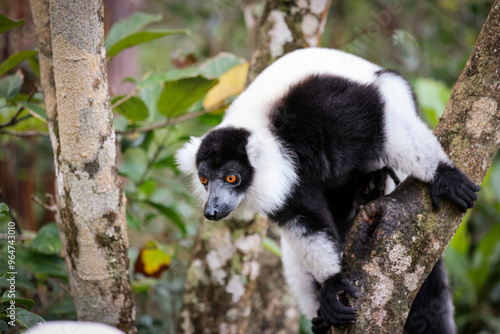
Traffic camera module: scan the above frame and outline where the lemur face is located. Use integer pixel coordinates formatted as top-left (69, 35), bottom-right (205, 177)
top-left (197, 160), bottom-right (248, 220)
top-left (195, 127), bottom-right (255, 220)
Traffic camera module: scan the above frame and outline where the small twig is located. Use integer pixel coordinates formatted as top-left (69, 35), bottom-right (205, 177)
top-left (0, 87), bottom-right (37, 129)
top-left (54, 278), bottom-right (73, 298)
top-left (0, 129), bottom-right (49, 137)
top-left (111, 87), bottom-right (139, 110)
top-left (31, 195), bottom-right (57, 213)
top-left (136, 131), bottom-right (172, 187)
top-left (116, 102), bottom-right (227, 135)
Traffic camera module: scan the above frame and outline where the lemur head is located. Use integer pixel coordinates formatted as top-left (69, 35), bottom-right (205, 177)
top-left (176, 127), bottom-right (255, 220)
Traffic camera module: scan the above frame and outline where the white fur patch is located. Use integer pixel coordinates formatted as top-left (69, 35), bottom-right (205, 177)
top-left (175, 136), bottom-right (207, 204)
top-left (238, 129), bottom-right (298, 214)
top-left (280, 224), bottom-right (341, 284)
top-left (376, 72), bottom-right (451, 182)
top-left (281, 235), bottom-right (320, 319)
top-left (221, 48), bottom-right (381, 133)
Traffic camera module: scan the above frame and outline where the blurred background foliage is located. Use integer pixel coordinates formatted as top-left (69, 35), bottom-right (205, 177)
top-left (0, 0), bottom-right (498, 333)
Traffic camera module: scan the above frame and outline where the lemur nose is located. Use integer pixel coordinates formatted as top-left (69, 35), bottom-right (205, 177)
top-left (204, 209), bottom-right (218, 220)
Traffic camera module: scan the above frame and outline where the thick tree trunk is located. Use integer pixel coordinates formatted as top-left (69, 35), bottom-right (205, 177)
top-left (178, 1), bottom-right (331, 333)
top-left (338, 1), bottom-right (500, 333)
top-left (30, 0), bottom-right (136, 332)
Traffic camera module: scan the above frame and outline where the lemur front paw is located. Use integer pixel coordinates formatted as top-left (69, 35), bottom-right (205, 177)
top-left (429, 163), bottom-right (481, 212)
top-left (318, 273), bottom-right (359, 329)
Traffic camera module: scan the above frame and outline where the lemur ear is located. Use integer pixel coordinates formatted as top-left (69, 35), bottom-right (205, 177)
top-left (245, 132), bottom-right (264, 168)
top-left (176, 136), bottom-right (202, 175)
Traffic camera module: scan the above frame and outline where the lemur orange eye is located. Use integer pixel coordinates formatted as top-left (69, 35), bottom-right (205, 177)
top-left (200, 176), bottom-right (208, 184)
top-left (226, 175), bottom-right (237, 183)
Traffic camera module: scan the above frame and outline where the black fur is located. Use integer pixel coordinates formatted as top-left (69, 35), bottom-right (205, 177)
top-left (268, 74), bottom-right (386, 233)
top-left (270, 74), bottom-right (385, 183)
top-left (196, 127), bottom-right (255, 194)
top-left (429, 162), bottom-right (480, 212)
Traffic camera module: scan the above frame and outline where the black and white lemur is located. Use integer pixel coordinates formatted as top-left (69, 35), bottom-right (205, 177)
top-left (176, 48), bottom-right (480, 333)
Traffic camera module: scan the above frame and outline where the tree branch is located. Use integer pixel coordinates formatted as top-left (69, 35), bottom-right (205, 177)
top-left (0, 129), bottom-right (49, 137)
top-left (340, 1), bottom-right (500, 332)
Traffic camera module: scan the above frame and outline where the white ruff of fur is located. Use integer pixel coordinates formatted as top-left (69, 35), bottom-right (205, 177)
top-left (238, 128), bottom-right (297, 215)
top-left (175, 136), bottom-right (207, 205)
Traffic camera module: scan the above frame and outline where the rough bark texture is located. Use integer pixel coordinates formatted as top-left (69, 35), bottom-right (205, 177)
top-left (337, 1), bottom-right (500, 333)
top-left (178, 1), bottom-right (331, 333)
top-left (30, 0), bottom-right (136, 332)
top-left (248, 226), bottom-right (299, 334)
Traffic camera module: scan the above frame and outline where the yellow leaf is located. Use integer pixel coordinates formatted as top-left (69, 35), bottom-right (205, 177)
top-left (203, 62), bottom-right (249, 110)
top-left (139, 244), bottom-right (171, 277)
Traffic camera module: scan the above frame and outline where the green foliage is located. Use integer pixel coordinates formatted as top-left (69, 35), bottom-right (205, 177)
top-left (413, 78), bottom-right (451, 128)
top-left (105, 12), bottom-right (163, 49)
top-left (262, 237), bottom-right (282, 258)
top-left (0, 203), bottom-right (8, 216)
top-left (105, 12), bottom-right (188, 59)
top-left (0, 14), bottom-right (24, 34)
top-left (158, 76), bottom-right (217, 117)
top-left (107, 30), bottom-right (188, 59)
top-left (145, 201), bottom-right (187, 237)
top-left (0, 50), bottom-right (38, 77)
top-left (0, 73), bottom-right (22, 101)
top-left (29, 223), bottom-right (62, 255)
top-left (0, 279), bottom-right (46, 330)
top-left (112, 96), bottom-right (149, 121)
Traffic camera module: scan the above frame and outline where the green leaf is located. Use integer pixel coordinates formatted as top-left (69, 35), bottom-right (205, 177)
top-left (112, 95), bottom-right (149, 121)
top-left (27, 56), bottom-right (40, 77)
top-left (105, 12), bottom-right (163, 49)
top-left (0, 73), bottom-right (22, 101)
top-left (140, 52), bottom-right (242, 89)
top-left (140, 67), bottom-right (202, 89)
top-left (17, 101), bottom-right (46, 121)
top-left (107, 30), bottom-right (188, 59)
top-left (0, 50), bottom-right (37, 77)
top-left (146, 201), bottom-right (187, 236)
top-left (16, 248), bottom-right (67, 278)
top-left (262, 237), bottom-right (282, 257)
top-left (0, 203), bottom-right (8, 216)
top-left (200, 53), bottom-right (243, 78)
top-left (29, 223), bottom-right (62, 255)
top-left (1, 289), bottom-right (19, 301)
top-left (0, 298), bottom-right (35, 312)
top-left (0, 14), bottom-right (25, 34)
top-left (158, 76), bottom-right (217, 117)
top-left (414, 78), bottom-right (451, 128)
top-left (13, 308), bottom-right (45, 329)
top-left (153, 155), bottom-right (177, 171)
top-left (126, 210), bottom-right (142, 231)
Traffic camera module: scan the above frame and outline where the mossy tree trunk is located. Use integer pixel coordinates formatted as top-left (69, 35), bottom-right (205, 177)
top-left (338, 1), bottom-right (500, 333)
top-left (178, 1), bottom-right (331, 333)
top-left (29, 0), bottom-right (136, 332)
